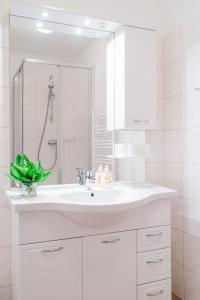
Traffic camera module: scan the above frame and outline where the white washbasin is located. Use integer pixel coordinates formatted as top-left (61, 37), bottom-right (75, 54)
top-left (6, 183), bottom-right (177, 227)
top-left (6, 182), bottom-right (177, 213)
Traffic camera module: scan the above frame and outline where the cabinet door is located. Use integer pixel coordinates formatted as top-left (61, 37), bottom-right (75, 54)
top-left (115, 26), bottom-right (156, 130)
top-left (83, 231), bottom-right (136, 300)
top-left (21, 238), bottom-right (82, 300)
top-left (125, 27), bottom-right (156, 130)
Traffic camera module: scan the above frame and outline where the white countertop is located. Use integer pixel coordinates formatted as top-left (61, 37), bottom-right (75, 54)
top-left (6, 182), bottom-right (177, 214)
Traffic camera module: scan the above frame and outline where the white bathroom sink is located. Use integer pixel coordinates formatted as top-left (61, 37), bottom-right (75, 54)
top-left (6, 183), bottom-right (177, 218)
top-left (6, 183), bottom-right (176, 227)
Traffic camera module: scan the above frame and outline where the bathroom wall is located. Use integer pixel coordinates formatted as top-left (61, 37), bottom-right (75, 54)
top-left (0, 14), bottom-right (11, 300)
top-left (163, 22), bottom-right (200, 300)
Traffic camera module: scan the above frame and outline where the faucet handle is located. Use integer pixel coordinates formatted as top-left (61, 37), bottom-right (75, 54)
top-left (86, 169), bottom-right (95, 180)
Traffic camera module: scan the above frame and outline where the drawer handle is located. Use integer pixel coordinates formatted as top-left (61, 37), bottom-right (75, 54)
top-left (146, 232), bottom-right (163, 237)
top-left (146, 258), bottom-right (164, 264)
top-left (41, 246), bottom-right (64, 253)
top-left (101, 238), bottom-right (121, 244)
top-left (132, 120), bottom-right (149, 124)
top-left (147, 289), bottom-right (164, 296)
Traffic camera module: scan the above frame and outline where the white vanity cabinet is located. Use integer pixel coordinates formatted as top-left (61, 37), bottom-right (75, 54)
top-left (19, 239), bottom-right (82, 300)
top-left (8, 186), bottom-right (175, 300)
top-left (83, 231), bottom-right (137, 300)
top-left (115, 26), bottom-right (156, 130)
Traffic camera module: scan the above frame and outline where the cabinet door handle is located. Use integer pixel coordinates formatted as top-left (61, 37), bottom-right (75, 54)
top-left (146, 232), bottom-right (163, 237)
top-left (132, 120), bottom-right (149, 124)
top-left (147, 289), bottom-right (164, 296)
top-left (146, 258), bottom-right (164, 264)
top-left (194, 87), bottom-right (200, 91)
top-left (101, 238), bottom-right (121, 244)
top-left (41, 246), bottom-right (64, 253)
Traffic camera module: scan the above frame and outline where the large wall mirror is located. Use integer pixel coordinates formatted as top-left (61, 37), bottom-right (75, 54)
top-left (10, 2), bottom-right (118, 184)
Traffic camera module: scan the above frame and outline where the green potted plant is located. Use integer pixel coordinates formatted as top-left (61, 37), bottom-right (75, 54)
top-left (7, 154), bottom-right (52, 197)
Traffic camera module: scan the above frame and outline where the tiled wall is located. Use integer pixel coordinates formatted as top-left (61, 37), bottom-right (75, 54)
top-left (0, 16), bottom-right (11, 300)
top-left (163, 23), bottom-right (200, 300)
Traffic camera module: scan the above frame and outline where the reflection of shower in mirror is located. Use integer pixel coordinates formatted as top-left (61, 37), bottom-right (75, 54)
top-left (37, 74), bottom-right (57, 171)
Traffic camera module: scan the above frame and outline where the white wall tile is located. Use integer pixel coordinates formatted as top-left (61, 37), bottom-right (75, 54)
top-left (145, 162), bottom-right (164, 185)
top-left (183, 164), bottom-right (200, 200)
top-left (164, 163), bottom-right (182, 193)
top-left (146, 131), bottom-right (163, 163)
top-left (0, 17), bottom-right (9, 49)
top-left (172, 229), bottom-right (183, 265)
top-left (163, 62), bottom-right (182, 98)
top-left (0, 87), bottom-right (10, 128)
top-left (0, 47), bottom-right (9, 88)
top-left (153, 99), bottom-right (163, 130)
top-left (0, 167), bottom-right (10, 191)
top-left (181, 22), bottom-right (200, 58)
top-left (156, 36), bottom-right (163, 68)
top-left (184, 268), bottom-right (200, 300)
top-left (184, 52), bottom-right (200, 94)
top-left (0, 207), bottom-right (10, 247)
top-left (182, 128), bottom-right (200, 163)
top-left (0, 247), bottom-right (10, 287)
top-left (182, 92), bottom-right (200, 128)
top-left (0, 127), bottom-right (10, 167)
top-left (0, 286), bottom-right (11, 300)
top-left (164, 96), bottom-right (182, 130)
top-left (164, 130), bottom-right (182, 163)
top-left (157, 67), bottom-right (163, 98)
top-left (171, 197), bottom-right (184, 231)
top-left (0, 191), bottom-right (10, 207)
top-left (163, 29), bottom-right (182, 66)
top-left (184, 233), bottom-right (200, 275)
top-left (172, 262), bottom-right (184, 299)
top-left (184, 198), bottom-right (200, 236)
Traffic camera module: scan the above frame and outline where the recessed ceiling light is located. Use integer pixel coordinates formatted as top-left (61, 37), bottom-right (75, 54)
top-left (37, 28), bottom-right (53, 34)
top-left (84, 19), bottom-right (91, 26)
top-left (36, 21), bottom-right (43, 28)
top-left (42, 11), bottom-right (49, 18)
top-left (76, 28), bottom-right (83, 35)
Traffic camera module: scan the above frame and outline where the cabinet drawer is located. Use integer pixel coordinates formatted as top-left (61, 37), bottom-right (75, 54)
top-left (137, 248), bottom-right (171, 285)
top-left (138, 279), bottom-right (171, 300)
top-left (137, 226), bottom-right (170, 252)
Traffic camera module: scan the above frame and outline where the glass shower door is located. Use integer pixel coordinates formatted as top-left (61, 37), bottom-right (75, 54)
top-left (60, 66), bottom-right (91, 184)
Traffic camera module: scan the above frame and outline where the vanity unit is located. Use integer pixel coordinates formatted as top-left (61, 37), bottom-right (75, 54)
top-left (7, 183), bottom-right (176, 300)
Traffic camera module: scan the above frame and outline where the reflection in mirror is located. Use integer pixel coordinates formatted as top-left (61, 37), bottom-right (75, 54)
top-left (10, 4), bottom-right (117, 184)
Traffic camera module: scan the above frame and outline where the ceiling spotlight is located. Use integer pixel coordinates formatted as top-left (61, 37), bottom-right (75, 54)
top-left (84, 19), bottom-right (91, 26)
top-left (36, 21), bottom-right (43, 28)
top-left (42, 11), bottom-right (49, 18)
top-left (37, 28), bottom-right (53, 34)
top-left (76, 28), bottom-right (83, 35)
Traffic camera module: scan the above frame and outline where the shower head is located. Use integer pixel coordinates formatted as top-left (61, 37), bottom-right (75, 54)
top-left (48, 75), bottom-right (54, 89)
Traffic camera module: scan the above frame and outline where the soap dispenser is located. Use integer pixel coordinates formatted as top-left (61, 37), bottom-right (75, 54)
top-left (96, 164), bottom-right (103, 184)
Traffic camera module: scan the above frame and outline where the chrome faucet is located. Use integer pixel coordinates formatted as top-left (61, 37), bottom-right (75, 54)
top-left (85, 170), bottom-right (96, 190)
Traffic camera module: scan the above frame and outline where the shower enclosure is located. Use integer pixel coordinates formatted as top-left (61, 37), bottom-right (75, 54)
top-left (13, 59), bottom-right (92, 184)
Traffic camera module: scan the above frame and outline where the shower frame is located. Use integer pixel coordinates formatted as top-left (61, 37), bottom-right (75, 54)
top-left (13, 58), bottom-right (93, 184)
